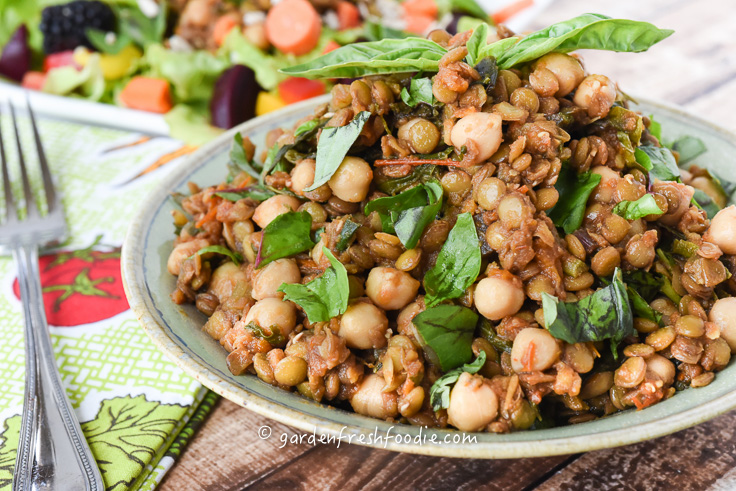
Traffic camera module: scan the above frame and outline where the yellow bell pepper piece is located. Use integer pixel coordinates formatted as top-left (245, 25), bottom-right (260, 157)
top-left (73, 45), bottom-right (142, 80)
top-left (256, 91), bottom-right (286, 116)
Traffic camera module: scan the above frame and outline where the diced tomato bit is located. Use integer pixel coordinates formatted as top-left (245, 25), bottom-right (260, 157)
top-left (43, 50), bottom-right (78, 72)
top-left (336, 1), bottom-right (361, 30)
top-left (322, 40), bottom-right (341, 54)
top-left (21, 71), bottom-right (47, 91)
top-left (402, 0), bottom-right (438, 19)
top-left (278, 77), bottom-right (326, 105)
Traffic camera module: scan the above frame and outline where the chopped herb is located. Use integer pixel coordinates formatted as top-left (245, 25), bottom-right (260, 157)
top-left (542, 268), bottom-right (634, 358)
top-left (294, 118), bottom-right (322, 136)
top-left (648, 114), bottom-right (662, 141)
top-left (692, 188), bottom-right (721, 219)
top-left (336, 219), bottom-right (361, 251)
top-left (245, 322), bottom-right (286, 347)
top-left (413, 304), bottom-right (479, 371)
top-left (278, 247), bottom-right (349, 323)
top-left (256, 212), bottom-right (315, 268)
top-left (307, 111), bottom-right (371, 191)
top-left (215, 185), bottom-right (275, 202)
top-left (636, 145), bottom-right (680, 182)
top-left (613, 194), bottom-right (663, 220)
top-left (400, 77), bottom-right (435, 107)
top-left (423, 213), bottom-right (482, 307)
top-left (428, 351), bottom-right (487, 411)
top-left (671, 135), bottom-right (707, 165)
top-left (547, 165), bottom-right (602, 234)
top-left (230, 132), bottom-right (262, 180)
top-left (190, 245), bottom-right (242, 265)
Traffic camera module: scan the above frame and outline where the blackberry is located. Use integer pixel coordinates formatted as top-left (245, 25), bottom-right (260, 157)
top-left (40, 1), bottom-right (116, 54)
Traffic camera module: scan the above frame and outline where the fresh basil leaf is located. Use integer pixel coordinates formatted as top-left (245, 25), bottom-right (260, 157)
top-left (190, 245), bottom-right (242, 265)
top-left (636, 145), bottom-right (680, 182)
top-left (336, 219), bottom-right (361, 251)
top-left (457, 16), bottom-right (485, 35)
top-left (648, 114), bottom-right (662, 141)
top-left (400, 77), bottom-right (435, 107)
top-left (488, 14), bottom-right (673, 69)
top-left (413, 304), bottom-right (479, 371)
top-left (423, 213), bottom-right (481, 307)
top-left (429, 351), bottom-right (487, 411)
top-left (479, 318), bottom-right (512, 353)
top-left (85, 28), bottom-right (132, 55)
top-left (215, 185), bottom-right (275, 203)
top-left (261, 119), bottom-right (325, 183)
top-left (547, 166), bottom-right (601, 234)
top-left (294, 118), bottom-right (321, 137)
top-left (374, 164), bottom-right (441, 195)
top-left (278, 247), bottom-right (349, 323)
top-left (692, 188), bottom-right (721, 219)
top-left (671, 135), bottom-right (707, 165)
top-left (280, 38), bottom-right (448, 79)
top-left (542, 268), bottom-right (634, 358)
top-left (364, 182), bottom-right (444, 249)
top-left (622, 270), bottom-right (662, 302)
top-left (465, 23), bottom-right (489, 67)
top-left (627, 287), bottom-right (662, 325)
top-left (307, 111), bottom-right (371, 191)
top-left (256, 211), bottom-right (315, 268)
top-left (230, 133), bottom-right (262, 180)
top-left (613, 194), bottom-right (663, 220)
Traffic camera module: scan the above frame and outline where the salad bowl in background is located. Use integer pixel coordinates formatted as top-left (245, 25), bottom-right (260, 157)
top-left (122, 94), bottom-right (736, 458)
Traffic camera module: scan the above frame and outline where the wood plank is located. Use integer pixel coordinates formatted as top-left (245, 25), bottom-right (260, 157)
top-left (245, 442), bottom-right (575, 491)
top-left (158, 399), bottom-right (315, 491)
top-left (536, 410), bottom-right (736, 490)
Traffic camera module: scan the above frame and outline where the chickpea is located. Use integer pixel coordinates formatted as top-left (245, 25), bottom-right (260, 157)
top-left (365, 267), bottom-right (420, 311)
top-left (709, 297), bottom-right (736, 351)
top-left (350, 373), bottom-right (399, 419)
top-left (533, 53), bottom-right (584, 97)
top-left (497, 194), bottom-right (527, 229)
top-left (167, 238), bottom-right (209, 275)
top-left (645, 354), bottom-right (675, 385)
top-left (244, 297), bottom-right (297, 337)
top-left (290, 160), bottom-right (316, 196)
top-left (252, 259), bottom-right (301, 300)
top-left (398, 118), bottom-right (440, 154)
top-left (447, 372), bottom-right (498, 432)
top-left (339, 302), bottom-right (389, 349)
top-left (590, 165), bottom-right (619, 203)
top-left (252, 195), bottom-right (302, 229)
top-left (573, 75), bottom-right (617, 118)
top-left (475, 177), bottom-right (506, 210)
top-left (510, 328), bottom-right (561, 372)
top-left (273, 355), bottom-right (308, 386)
top-left (475, 275), bottom-right (525, 321)
top-left (328, 156), bottom-right (373, 203)
top-left (705, 206), bottom-right (736, 255)
top-left (450, 112), bottom-right (503, 165)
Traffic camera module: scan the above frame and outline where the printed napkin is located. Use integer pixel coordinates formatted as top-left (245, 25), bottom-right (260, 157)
top-left (0, 112), bottom-right (214, 491)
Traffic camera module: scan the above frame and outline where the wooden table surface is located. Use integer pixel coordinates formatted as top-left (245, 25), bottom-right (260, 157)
top-left (160, 1), bottom-right (736, 489)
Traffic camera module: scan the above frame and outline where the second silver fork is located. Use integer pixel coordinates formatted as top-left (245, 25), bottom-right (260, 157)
top-left (1, 101), bottom-right (104, 491)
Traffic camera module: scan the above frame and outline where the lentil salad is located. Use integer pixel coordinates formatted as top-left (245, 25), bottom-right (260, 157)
top-left (166, 14), bottom-right (736, 432)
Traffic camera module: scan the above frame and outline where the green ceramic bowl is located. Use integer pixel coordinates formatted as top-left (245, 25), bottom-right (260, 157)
top-left (122, 95), bottom-right (736, 458)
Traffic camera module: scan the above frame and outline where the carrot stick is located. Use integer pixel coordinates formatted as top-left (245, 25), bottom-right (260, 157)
top-left (492, 0), bottom-right (534, 24)
top-left (119, 77), bottom-right (173, 113)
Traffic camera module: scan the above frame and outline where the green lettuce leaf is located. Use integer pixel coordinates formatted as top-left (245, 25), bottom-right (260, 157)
top-left (163, 104), bottom-right (224, 145)
top-left (413, 305), bottom-right (479, 371)
top-left (279, 247), bottom-right (349, 323)
top-left (428, 351), bottom-right (487, 411)
top-left (256, 211), bottom-right (315, 268)
top-left (423, 213), bottom-right (481, 307)
top-left (43, 53), bottom-right (106, 101)
top-left (547, 165), bottom-right (601, 234)
top-left (144, 43), bottom-right (228, 102)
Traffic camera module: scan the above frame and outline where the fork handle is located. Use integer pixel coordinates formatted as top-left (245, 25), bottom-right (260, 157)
top-left (12, 244), bottom-right (104, 491)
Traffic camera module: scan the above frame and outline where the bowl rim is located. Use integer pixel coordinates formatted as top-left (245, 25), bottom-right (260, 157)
top-left (122, 94), bottom-right (736, 458)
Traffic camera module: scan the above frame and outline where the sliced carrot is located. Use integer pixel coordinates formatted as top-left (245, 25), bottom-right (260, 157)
top-left (322, 40), bottom-right (341, 54)
top-left (213, 15), bottom-right (240, 47)
top-left (402, 0), bottom-right (438, 19)
top-left (336, 1), bottom-right (361, 30)
top-left (492, 0), bottom-right (534, 24)
top-left (119, 77), bottom-right (173, 114)
top-left (404, 13), bottom-right (435, 35)
top-left (278, 77), bottom-right (325, 105)
top-left (265, 0), bottom-right (322, 55)
top-left (22, 71), bottom-right (47, 91)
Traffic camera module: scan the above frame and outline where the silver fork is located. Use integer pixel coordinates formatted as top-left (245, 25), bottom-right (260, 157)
top-left (1, 101), bottom-right (104, 491)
